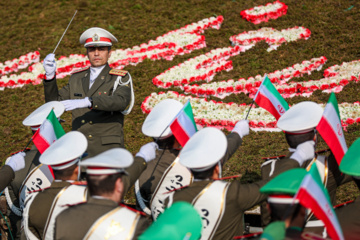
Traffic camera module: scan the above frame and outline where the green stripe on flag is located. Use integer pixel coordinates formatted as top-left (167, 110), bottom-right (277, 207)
top-left (184, 101), bottom-right (197, 132)
top-left (47, 109), bottom-right (65, 139)
top-left (328, 92), bottom-right (341, 120)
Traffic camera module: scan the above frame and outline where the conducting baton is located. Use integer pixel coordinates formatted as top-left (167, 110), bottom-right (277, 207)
top-left (53, 10), bottom-right (78, 54)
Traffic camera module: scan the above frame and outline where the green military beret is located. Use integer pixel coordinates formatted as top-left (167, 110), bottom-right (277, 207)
top-left (260, 221), bottom-right (286, 240)
top-left (260, 168), bottom-right (307, 196)
top-left (138, 201), bottom-right (202, 240)
top-left (339, 138), bottom-right (360, 177)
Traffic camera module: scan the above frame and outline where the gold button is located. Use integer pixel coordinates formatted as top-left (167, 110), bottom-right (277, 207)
top-left (88, 135), bottom-right (92, 138)
top-left (89, 121), bottom-right (93, 124)
top-left (94, 105), bottom-right (98, 108)
top-left (81, 120), bottom-right (85, 124)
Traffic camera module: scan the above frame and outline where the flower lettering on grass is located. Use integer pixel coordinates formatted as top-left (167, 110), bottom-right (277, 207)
top-left (240, 1), bottom-right (288, 25)
top-left (0, 16), bottom-right (224, 90)
top-left (142, 91), bottom-right (360, 132)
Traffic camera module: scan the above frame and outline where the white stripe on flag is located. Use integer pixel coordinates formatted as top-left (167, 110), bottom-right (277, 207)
top-left (178, 111), bottom-right (197, 137)
top-left (39, 119), bottom-right (57, 146)
top-left (300, 175), bottom-right (343, 237)
top-left (260, 86), bottom-right (283, 113)
top-left (324, 104), bottom-right (347, 152)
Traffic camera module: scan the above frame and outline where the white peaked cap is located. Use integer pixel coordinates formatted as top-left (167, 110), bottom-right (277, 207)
top-left (79, 27), bottom-right (118, 47)
top-left (142, 99), bottom-right (184, 138)
top-left (40, 131), bottom-right (87, 170)
top-left (179, 127), bottom-right (227, 171)
top-left (80, 148), bottom-right (133, 175)
top-left (22, 101), bottom-right (65, 128)
top-left (277, 101), bottom-right (324, 133)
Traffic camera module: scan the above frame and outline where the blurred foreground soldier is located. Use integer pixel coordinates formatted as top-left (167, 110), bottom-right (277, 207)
top-left (167, 127), bottom-right (308, 240)
top-left (43, 27), bottom-right (134, 157)
top-left (136, 99), bottom-right (248, 219)
top-left (2, 101), bottom-right (64, 239)
top-left (55, 148), bottom-right (153, 239)
top-left (138, 201), bottom-right (202, 240)
top-left (260, 101), bottom-right (351, 231)
top-left (335, 138), bottom-right (360, 239)
top-left (0, 153), bottom-right (25, 192)
top-left (260, 168), bottom-right (309, 239)
top-left (22, 131), bottom-right (88, 239)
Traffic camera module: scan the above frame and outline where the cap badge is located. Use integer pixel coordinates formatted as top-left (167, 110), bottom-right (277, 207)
top-left (92, 33), bottom-right (100, 42)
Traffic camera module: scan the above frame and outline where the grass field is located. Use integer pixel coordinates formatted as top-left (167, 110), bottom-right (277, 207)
top-left (0, 0), bottom-right (359, 203)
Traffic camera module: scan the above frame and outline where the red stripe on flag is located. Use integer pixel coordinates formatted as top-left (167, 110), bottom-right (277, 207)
top-left (254, 92), bottom-right (281, 120)
top-left (170, 118), bottom-right (190, 147)
top-left (32, 129), bottom-right (50, 154)
top-left (317, 118), bottom-right (345, 165)
top-left (297, 188), bottom-right (342, 240)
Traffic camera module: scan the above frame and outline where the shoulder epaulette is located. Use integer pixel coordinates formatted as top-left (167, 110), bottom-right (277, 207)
top-left (28, 186), bottom-right (50, 194)
top-left (119, 203), bottom-right (147, 216)
top-left (71, 181), bottom-right (87, 186)
top-left (62, 201), bottom-right (87, 208)
top-left (71, 67), bottom-right (89, 74)
top-left (109, 69), bottom-right (128, 76)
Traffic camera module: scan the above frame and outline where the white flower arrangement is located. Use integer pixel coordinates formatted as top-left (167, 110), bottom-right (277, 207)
top-left (0, 51), bottom-right (40, 76)
top-left (240, 1), bottom-right (288, 24)
top-left (0, 16), bottom-right (223, 90)
top-left (141, 91), bottom-right (360, 131)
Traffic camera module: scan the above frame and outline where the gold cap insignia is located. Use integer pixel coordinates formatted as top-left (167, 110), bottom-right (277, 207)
top-left (92, 33), bottom-right (100, 42)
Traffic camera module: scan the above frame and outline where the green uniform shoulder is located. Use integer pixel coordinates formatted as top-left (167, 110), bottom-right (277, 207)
top-left (109, 69), bottom-right (128, 76)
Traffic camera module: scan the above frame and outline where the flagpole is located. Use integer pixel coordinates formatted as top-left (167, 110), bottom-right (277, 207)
top-left (244, 74), bottom-right (267, 120)
top-left (22, 138), bottom-right (33, 152)
top-left (245, 101), bottom-right (254, 120)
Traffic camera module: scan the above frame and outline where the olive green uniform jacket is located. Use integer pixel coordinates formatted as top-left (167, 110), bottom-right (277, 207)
top-left (54, 197), bottom-right (151, 240)
top-left (138, 132), bottom-right (242, 205)
top-left (170, 158), bottom-right (299, 240)
top-left (0, 165), bottom-right (14, 192)
top-left (26, 181), bottom-right (71, 239)
top-left (6, 146), bottom-right (41, 239)
top-left (335, 195), bottom-right (360, 239)
top-left (54, 157), bottom-right (149, 239)
top-left (43, 64), bottom-right (131, 157)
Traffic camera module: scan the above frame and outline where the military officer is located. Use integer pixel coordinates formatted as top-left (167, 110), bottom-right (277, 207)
top-left (0, 153), bottom-right (25, 192)
top-left (167, 127), bottom-right (310, 240)
top-left (54, 147), bottom-right (157, 239)
top-left (135, 99), bottom-right (248, 218)
top-left (43, 27), bottom-right (134, 158)
top-left (23, 131), bottom-right (88, 239)
top-left (335, 137), bottom-right (360, 239)
top-left (260, 101), bottom-right (352, 230)
top-left (3, 101), bottom-right (64, 239)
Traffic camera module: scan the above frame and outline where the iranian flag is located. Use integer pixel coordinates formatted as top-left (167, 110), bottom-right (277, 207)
top-left (294, 164), bottom-right (344, 240)
top-left (32, 109), bottom-right (65, 154)
top-left (316, 92), bottom-right (347, 165)
top-left (170, 100), bottom-right (197, 147)
top-left (253, 75), bottom-right (289, 120)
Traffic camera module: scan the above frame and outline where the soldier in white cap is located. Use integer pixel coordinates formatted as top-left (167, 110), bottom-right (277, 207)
top-left (43, 27), bottom-right (134, 158)
top-left (135, 99), bottom-right (248, 219)
top-left (54, 148), bottom-right (154, 239)
top-left (166, 127), bottom-right (306, 240)
top-left (22, 131), bottom-right (88, 239)
top-left (260, 101), bottom-right (351, 233)
top-left (1, 101), bottom-right (64, 239)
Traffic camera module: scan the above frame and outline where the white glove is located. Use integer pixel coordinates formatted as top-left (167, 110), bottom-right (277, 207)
top-left (135, 142), bottom-right (159, 162)
top-left (43, 53), bottom-right (56, 80)
top-left (6, 152), bottom-right (26, 172)
top-left (290, 140), bottom-right (315, 165)
top-left (61, 97), bottom-right (91, 111)
top-left (232, 120), bottom-right (250, 138)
